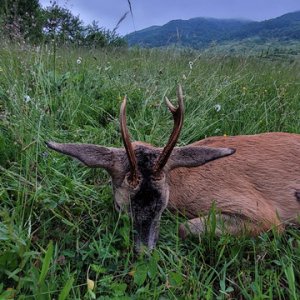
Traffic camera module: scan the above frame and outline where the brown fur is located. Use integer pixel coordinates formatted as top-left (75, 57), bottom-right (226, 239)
top-left (47, 131), bottom-right (300, 249)
top-left (168, 132), bottom-right (300, 234)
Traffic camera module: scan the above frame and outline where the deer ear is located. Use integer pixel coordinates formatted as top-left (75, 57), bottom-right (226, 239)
top-left (167, 146), bottom-right (235, 170)
top-left (46, 141), bottom-right (126, 173)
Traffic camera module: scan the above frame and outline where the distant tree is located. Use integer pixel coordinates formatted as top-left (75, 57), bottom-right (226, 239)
top-left (106, 30), bottom-right (127, 47)
top-left (83, 21), bottom-right (127, 48)
top-left (0, 0), bottom-right (43, 42)
top-left (0, 0), bottom-right (127, 48)
top-left (42, 2), bottom-right (84, 45)
top-left (84, 21), bottom-right (108, 47)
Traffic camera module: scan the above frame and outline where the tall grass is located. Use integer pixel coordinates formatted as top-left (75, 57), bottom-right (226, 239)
top-left (0, 43), bottom-right (300, 299)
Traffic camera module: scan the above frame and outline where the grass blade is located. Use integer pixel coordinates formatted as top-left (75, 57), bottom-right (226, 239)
top-left (38, 241), bottom-right (53, 285)
top-left (58, 277), bottom-right (74, 300)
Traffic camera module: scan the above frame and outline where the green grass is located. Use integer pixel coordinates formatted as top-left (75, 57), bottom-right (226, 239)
top-left (0, 42), bottom-right (300, 299)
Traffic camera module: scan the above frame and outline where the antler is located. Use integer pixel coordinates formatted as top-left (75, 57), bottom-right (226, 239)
top-left (153, 85), bottom-right (184, 174)
top-left (120, 96), bottom-right (139, 186)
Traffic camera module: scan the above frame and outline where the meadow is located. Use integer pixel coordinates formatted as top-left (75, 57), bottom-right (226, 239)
top-left (0, 42), bottom-right (300, 299)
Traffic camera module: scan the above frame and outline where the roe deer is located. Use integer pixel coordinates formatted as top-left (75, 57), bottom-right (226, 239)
top-left (46, 85), bottom-right (300, 252)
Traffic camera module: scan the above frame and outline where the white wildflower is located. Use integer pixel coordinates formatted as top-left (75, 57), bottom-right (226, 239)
top-left (24, 95), bottom-right (31, 103)
top-left (182, 74), bottom-right (187, 80)
top-left (77, 57), bottom-right (82, 64)
top-left (214, 104), bottom-right (221, 112)
top-left (189, 61), bottom-right (193, 69)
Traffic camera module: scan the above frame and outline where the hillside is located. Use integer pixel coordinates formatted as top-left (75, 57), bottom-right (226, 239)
top-left (232, 11), bottom-right (300, 40)
top-left (125, 11), bottom-right (300, 48)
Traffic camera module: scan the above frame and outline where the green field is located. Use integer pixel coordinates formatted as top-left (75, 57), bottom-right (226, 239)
top-left (1, 42), bottom-right (300, 299)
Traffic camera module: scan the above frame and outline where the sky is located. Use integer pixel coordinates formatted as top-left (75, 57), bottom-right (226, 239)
top-left (39, 0), bottom-right (300, 36)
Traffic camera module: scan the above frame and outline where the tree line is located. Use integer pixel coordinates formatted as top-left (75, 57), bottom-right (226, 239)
top-left (0, 0), bottom-right (127, 47)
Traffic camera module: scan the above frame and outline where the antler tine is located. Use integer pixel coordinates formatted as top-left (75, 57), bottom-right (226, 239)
top-left (165, 96), bottom-right (177, 113)
top-left (120, 96), bottom-right (139, 186)
top-left (153, 85), bottom-right (185, 174)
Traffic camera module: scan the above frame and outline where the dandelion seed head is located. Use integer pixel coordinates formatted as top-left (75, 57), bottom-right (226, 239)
top-left (77, 57), bottom-right (82, 64)
top-left (24, 95), bottom-right (31, 103)
top-left (214, 104), bottom-right (221, 112)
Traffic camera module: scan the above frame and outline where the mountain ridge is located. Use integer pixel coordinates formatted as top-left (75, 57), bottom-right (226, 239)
top-left (125, 11), bottom-right (300, 48)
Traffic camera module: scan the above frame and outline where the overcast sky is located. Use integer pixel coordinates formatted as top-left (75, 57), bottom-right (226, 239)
top-left (39, 0), bottom-right (300, 36)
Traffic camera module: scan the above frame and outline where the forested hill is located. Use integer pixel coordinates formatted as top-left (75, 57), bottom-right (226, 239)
top-left (231, 11), bottom-right (300, 40)
top-left (125, 11), bottom-right (300, 48)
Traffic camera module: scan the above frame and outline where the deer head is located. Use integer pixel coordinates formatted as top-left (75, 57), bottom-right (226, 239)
top-left (46, 86), bottom-right (235, 252)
